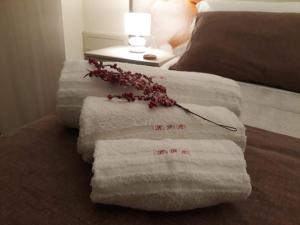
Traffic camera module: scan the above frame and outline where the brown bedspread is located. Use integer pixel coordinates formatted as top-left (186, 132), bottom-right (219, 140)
top-left (0, 115), bottom-right (299, 225)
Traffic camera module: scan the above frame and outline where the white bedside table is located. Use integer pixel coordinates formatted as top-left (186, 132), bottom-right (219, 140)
top-left (84, 46), bottom-right (175, 67)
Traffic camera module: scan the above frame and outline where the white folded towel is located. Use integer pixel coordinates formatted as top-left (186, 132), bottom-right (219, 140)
top-left (57, 60), bottom-right (242, 128)
top-left (91, 139), bottom-right (252, 211)
top-left (78, 97), bottom-right (246, 162)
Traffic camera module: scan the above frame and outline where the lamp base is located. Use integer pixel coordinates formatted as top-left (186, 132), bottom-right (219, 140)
top-left (128, 36), bottom-right (146, 53)
top-left (128, 46), bottom-right (146, 53)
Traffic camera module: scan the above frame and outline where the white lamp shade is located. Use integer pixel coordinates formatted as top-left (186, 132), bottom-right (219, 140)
top-left (124, 12), bottom-right (151, 36)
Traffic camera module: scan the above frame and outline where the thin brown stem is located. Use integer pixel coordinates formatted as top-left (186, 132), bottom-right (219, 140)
top-left (175, 103), bottom-right (237, 132)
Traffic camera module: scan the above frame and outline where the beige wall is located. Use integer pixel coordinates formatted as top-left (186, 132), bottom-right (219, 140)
top-left (82, 0), bottom-right (129, 51)
top-left (60, 0), bottom-right (129, 56)
top-left (83, 0), bottom-right (129, 34)
top-left (0, 0), bottom-right (65, 134)
top-left (61, 0), bottom-right (84, 60)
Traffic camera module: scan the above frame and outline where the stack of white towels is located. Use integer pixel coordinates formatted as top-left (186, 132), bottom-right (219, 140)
top-left (57, 61), bottom-right (251, 211)
top-left (57, 61), bottom-right (242, 128)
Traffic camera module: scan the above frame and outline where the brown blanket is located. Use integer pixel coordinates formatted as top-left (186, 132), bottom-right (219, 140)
top-left (0, 115), bottom-right (299, 225)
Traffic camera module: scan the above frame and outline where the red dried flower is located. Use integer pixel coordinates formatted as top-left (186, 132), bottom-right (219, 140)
top-left (84, 59), bottom-right (237, 132)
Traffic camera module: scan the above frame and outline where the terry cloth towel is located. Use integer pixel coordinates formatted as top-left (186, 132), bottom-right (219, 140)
top-left (57, 60), bottom-right (242, 128)
top-left (78, 97), bottom-right (246, 162)
top-left (91, 139), bottom-right (252, 211)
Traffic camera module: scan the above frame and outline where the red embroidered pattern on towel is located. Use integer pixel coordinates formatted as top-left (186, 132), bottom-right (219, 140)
top-left (153, 124), bottom-right (187, 131)
top-left (153, 148), bottom-right (191, 156)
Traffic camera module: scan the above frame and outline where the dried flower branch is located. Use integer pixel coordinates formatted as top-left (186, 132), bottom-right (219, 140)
top-left (84, 58), bottom-right (237, 132)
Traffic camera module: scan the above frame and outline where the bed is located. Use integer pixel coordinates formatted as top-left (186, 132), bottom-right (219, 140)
top-left (0, 115), bottom-right (299, 225)
top-left (1, 0), bottom-right (300, 224)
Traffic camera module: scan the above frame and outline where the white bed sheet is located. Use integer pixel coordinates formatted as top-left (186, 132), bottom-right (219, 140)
top-left (161, 57), bottom-right (300, 139)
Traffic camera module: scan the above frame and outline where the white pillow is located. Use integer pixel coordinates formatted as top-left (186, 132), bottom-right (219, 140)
top-left (197, 0), bottom-right (300, 13)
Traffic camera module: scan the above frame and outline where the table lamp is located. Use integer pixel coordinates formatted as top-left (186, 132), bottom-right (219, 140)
top-left (124, 12), bottom-right (151, 53)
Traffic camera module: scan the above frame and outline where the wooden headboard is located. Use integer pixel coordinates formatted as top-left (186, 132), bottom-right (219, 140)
top-left (130, 0), bottom-right (201, 48)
